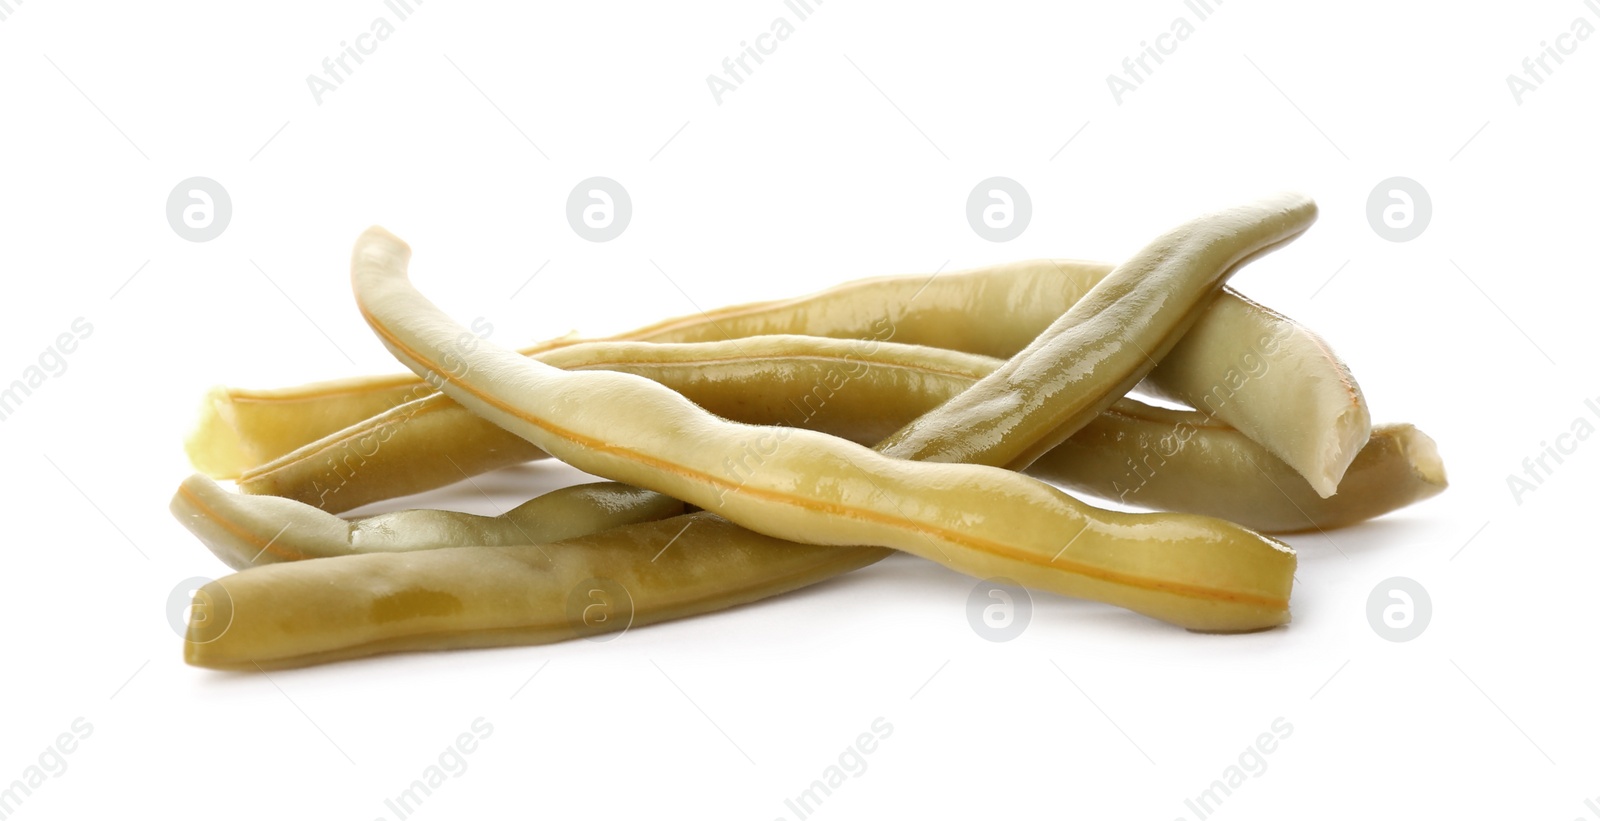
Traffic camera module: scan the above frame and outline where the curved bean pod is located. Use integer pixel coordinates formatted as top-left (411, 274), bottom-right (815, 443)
top-left (183, 514), bottom-right (888, 671)
top-left (1031, 419), bottom-right (1446, 533)
top-left (172, 476), bottom-right (684, 569)
top-left (188, 262), bottom-right (1368, 494)
top-left (877, 192), bottom-right (1318, 469)
top-left (1137, 291), bottom-right (1368, 496)
top-left (350, 223), bottom-right (1295, 632)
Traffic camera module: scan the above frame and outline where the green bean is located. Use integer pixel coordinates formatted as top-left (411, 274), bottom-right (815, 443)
top-left (1137, 291), bottom-right (1367, 496)
top-left (1031, 418), bottom-right (1446, 533)
top-left (171, 477), bottom-right (684, 569)
top-left (185, 379), bottom-right (410, 479)
top-left (348, 212), bottom-right (1296, 632)
top-left (183, 515), bottom-right (888, 671)
top-left (876, 191), bottom-right (1317, 469)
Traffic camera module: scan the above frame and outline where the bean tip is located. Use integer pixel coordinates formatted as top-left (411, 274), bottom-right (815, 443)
top-left (183, 386), bottom-right (251, 480)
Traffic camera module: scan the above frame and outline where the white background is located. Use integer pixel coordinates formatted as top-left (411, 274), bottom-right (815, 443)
top-left (2, 1), bottom-right (1597, 818)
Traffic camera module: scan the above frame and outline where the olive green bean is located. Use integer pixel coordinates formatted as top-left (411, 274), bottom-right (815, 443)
top-left (1136, 291), bottom-right (1367, 496)
top-left (876, 192), bottom-right (1317, 469)
top-left (1031, 418), bottom-right (1445, 533)
top-left (183, 514), bottom-right (888, 671)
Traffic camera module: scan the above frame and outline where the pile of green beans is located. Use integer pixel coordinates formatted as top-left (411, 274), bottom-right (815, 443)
top-left (172, 193), bottom-right (1445, 670)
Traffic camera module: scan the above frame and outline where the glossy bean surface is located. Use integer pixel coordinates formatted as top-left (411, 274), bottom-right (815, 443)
top-left (173, 477), bottom-right (684, 569)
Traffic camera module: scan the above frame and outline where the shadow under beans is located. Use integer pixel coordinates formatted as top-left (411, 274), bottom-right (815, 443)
top-left (1283, 513), bottom-right (1441, 565)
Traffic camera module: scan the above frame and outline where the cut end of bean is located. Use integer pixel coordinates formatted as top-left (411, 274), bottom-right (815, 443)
top-left (1309, 422), bottom-right (1442, 508)
top-left (1235, 423), bottom-right (1446, 535)
top-left (1390, 423), bottom-right (1447, 490)
top-left (1122, 526), bottom-right (1296, 633)
top-left (994, 507), bottom-right (1297, 634)
top-left (1309, 398), bottom-right (1373, 498)
top-left (184, 387), bottom-right (252, 480)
